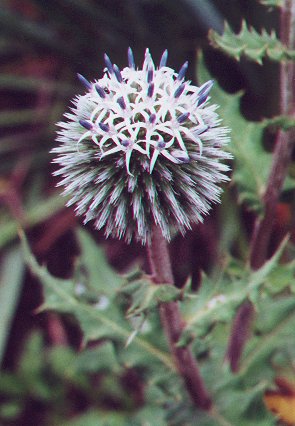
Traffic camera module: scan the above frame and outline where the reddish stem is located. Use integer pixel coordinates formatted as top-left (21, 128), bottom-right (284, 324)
top-left (225, 301), bottom-right (254, 372)
top-left (147, 225), bottom-right (211, 410)
top-left (250, 0), bottom-right (295, 270)
top-left (227, 0), bottom-right (295, 372)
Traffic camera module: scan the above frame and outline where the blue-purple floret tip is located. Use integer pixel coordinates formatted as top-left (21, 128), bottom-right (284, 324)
top-left (117, 96), bottom-right (126, 110)
top-left (113, 64), bottom-right (123, 82)
top-left (177, 61), bottom-right (188, 81)
top-left (177, 112), bottom-right (190, 124)
top-left (77, 73), bottom-right (92, 90)
top-left (147, 67), bottom-right (154, 83)
top-left (104, 53), bottom-right (114, 74)
top-left (127, 47), bottom-right (135, 69)
top-left (79, 119), bottom-right (93, 130)
top-left (159, 49), bottom-right (168, 68)
top-left (174, 83), bottom-right (185, 98)
top-left (147, 83), bottom-right (154, 98)
top-left (197, 80), bottom-right (214, 106)
top-left (95, 84), bottom-right (106, 98)
top-left (99, 122), bottom-right (110, 132)
top-left (149, 113), bottom-right (156, 124)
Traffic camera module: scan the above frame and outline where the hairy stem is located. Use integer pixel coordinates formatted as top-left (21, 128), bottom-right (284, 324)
top-left (227, 0), bottom-right (295, 372)
top-left (250, 0), bottom-right (295, 270)
top-left (147, 225), bottom-right (212, 410)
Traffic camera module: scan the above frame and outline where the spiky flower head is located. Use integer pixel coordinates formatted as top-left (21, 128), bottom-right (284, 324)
top-left (52, 48), bottom-right (231, 244)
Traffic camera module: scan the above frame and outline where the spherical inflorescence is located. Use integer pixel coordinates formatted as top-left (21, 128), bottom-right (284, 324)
top-left (52, 48), bottom-right (231, 244)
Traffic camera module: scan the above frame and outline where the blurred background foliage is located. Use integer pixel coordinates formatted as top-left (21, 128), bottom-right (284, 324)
top-left (1, 0), bottom-right (293, 425)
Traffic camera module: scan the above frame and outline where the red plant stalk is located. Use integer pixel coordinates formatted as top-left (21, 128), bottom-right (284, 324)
top-left (147, 225), bottom-right (212, 410)
top-left (227, 0), bottom-right (295, 372)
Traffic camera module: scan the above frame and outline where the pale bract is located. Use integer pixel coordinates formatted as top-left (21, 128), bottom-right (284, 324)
top-left (52, 48), bottom-right (231, 244)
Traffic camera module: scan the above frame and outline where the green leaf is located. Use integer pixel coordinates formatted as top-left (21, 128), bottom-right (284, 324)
top-left (259, 0), bottom-right (283, 7)
top-left (60, 410), bottom-right (134, 426)
top-left (20, 231), bottom-right (174, 371)
top-left (209, 20), bottom-right (295, 63)
top-left (0, 373), bottom-right (26, 397)
top-left (238, 302), bottom-right (295, 382)
top-left (0, 109), bottom-right (49, 127)
top-left (186, 273), bottom-right (295, 424)
top-left (120, 272), bottom-right (181, 317)
top-left (0, 194), bottom-right (65, 248)
top-left (75, 228), bottom-right (122, 295)
top-left (17, 332), bottom-right (53, 401)
top-left (132, 405), bottom-right (167, 426)
top-left (265, 261), bottom-right (295, 294)
top-left (0, 74), bottom-right (75, 95)
top-left (20, 227), bottom-right (295, 424)
top-left (0, 245), bottom-right (24, 364)
top-left (182, 237), bottom-right (288, 334)
top-left (255, 297), bottom-right (295, 334)
top-left (264, 115), bottom-right (295, 131)
top-left (18, 332), bottom-right (44, 377)
top-left (0, 402), bottom-right (22, 420)
top-left (71, 342), bottom-right (121, 374)
top-left (198, 56), bottom-right (272, 213)
top-left (20, 230), bottom-right (76, 312)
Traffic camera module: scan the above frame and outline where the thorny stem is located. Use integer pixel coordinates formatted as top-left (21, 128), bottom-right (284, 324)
top-left (147, 225), bottom-right (212, 410)
top-left (250, 0), bottom-right (295, 270)
top-left (227, 0), bottom-right (295, 372)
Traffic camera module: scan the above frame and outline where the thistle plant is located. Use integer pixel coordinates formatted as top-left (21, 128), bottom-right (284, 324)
top-left (52, 48), bottom-right (231, 244)
top-left (51, 47), bottom-right (232, 409)
top-left (5, 0), bottom-right (295, 424)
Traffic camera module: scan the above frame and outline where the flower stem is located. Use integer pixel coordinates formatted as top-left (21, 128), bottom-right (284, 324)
top-left (250, 0), bottom-right (295, 270)
top-left (227, 0), bottom-right (295, 372)
top-left (147, 225), bottom-right (211, 410)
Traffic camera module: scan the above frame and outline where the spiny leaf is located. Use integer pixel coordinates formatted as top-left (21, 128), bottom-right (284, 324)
top-left (20, 229), bottom-right (76, 313)
top-left (75, 228), bottom-right (122, 295)
top-left (182, 236), bottom-right (289, 335)
top-left (198, 56), bottom-right (272, 213)
top-left (239, 302), bottom-right (295, 378)
top-left (71, 342), bottom-right (121, 374)
top-left (264, 261), bottom-right (295, 294)
top-left (20, 230), bottom-right (174, 371)
top-left (264, 115), bottom-right (295, 131)
top-left (183, 295), bottom-right (295, 425)
top-left (259, 0), bottom-right (283, 7)
top-left (209, 21), bottom-right (295, 64)
top-left (120, 273), bottom-right (181, 317)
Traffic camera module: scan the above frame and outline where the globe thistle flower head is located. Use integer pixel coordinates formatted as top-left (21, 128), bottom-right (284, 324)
top-left (52, 48), bottom-right (231, 244)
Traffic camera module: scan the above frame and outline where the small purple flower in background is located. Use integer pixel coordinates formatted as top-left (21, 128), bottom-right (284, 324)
top-left (52, 48), bottom-right (231, 244)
